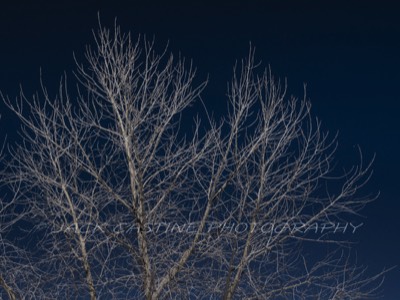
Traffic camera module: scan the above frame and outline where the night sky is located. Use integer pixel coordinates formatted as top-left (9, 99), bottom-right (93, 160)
top-left (0, 1), bottom-right (399, 298)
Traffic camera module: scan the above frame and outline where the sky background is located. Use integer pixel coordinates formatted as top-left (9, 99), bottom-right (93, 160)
top-left (0, 1), bottom-right (399, 298)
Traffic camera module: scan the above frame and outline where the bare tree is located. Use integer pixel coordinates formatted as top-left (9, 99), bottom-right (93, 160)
top-left (0, 24), bottom-right (386, 299)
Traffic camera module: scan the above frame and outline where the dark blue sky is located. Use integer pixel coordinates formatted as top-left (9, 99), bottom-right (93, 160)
top-left (1, 1), bottom-right (399, 298)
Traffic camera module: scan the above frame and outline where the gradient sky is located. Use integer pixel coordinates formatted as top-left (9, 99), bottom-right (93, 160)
top-left (0, 1), bottom-right (399, 298)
